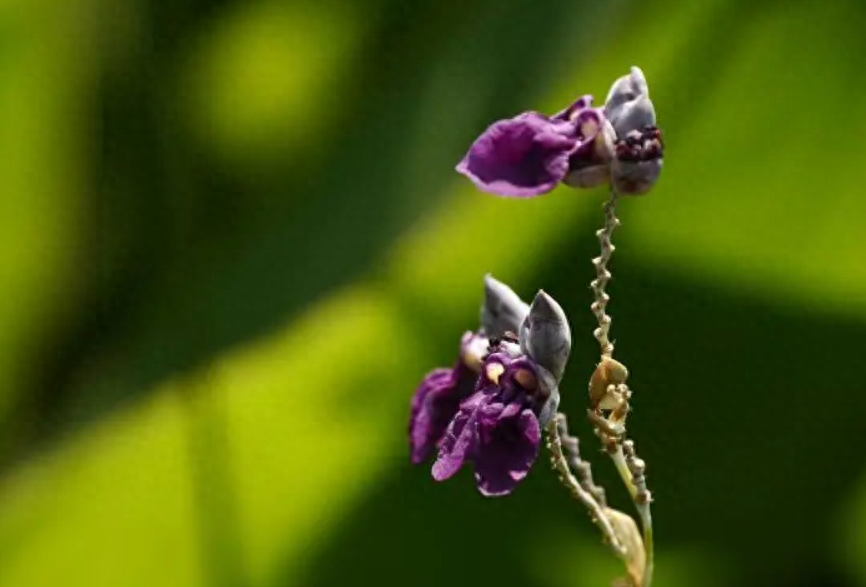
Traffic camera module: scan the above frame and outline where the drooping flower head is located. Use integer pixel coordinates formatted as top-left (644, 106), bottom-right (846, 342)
top-left (411, 281), bottom-right (572, 496)
top-left (456, 66), bottom-right (663, 197)
top-left (409, 275), bottom-right (529, 464)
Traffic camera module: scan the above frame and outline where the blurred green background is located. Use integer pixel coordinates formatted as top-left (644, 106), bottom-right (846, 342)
top-left (1, 0), bottom-right (866, 585)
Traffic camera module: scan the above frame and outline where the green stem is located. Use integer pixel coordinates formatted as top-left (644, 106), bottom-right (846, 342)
top-left (611, 448), bottom-right (654, 587)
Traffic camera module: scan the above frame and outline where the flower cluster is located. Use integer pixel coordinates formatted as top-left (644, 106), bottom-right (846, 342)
top-left (409, 276), bottom-right (571, 495)
top-left (456, 66), bottom-right (663, 197)
top-left (409, 65), bottom-right (662, 587)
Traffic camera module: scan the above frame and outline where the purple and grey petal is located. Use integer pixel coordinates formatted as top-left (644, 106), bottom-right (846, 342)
top-left (431, 397), bottom-right (478, 481)
top-left (481, 274), bottom-right (529, 337)
top-left (519, 290), bottom-right (571, 381)
top-left (552, 94), bottom-right (594, 122)
top-left (563, 109), bottom-right (616, 189)
top-left (409, 360), bottom-right (477, 464)
top-left (604, 66), bottom-right (651, 129)
top-left (456, 112), bottom-right (579, 197)
top-left (474, 403), bottom-right (541, 496)
top-left (604, 66), bottom-right (664, 195)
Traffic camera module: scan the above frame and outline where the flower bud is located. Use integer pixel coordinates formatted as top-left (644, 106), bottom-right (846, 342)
top-left (589, 356), bottom-right (629, 409)
top-left (609, 94), bottom-right (656, 138)
top-left (604, 66), bottom-right (663, 195)
top-left (604, 67), bottom-right (648, 112)
top-left (604, 67), bottom-right (651, 130)
top-left (481, 274), bottom-right (529, 337)
top-left (519, 291), bottom-right (571, 381)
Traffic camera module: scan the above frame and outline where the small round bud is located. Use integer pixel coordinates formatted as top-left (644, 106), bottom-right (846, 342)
top-left (589, 356), bottom-right (630, 409)
top-left (518, 291), bottom-right (572, 381)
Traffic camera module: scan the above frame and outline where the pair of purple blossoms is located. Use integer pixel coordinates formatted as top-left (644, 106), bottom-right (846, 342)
top-left (456, 66), bottom-right (663, 197)
top-left (409, 276), bottom-right (571, 496)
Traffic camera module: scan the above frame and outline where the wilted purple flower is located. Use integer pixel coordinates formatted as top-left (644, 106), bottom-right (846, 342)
top-left (455, 100), bottom-right (612, 197)
top-left (412, 287), bottom-right (571, 496)
top-left (409, 276), bottom-right (528, 464)
top-left (409, 332), bottom-right (487, 464)
top-left (456, 66), bottom-right (663, 197)
top-left (431, 348), bottom-right (550, 496)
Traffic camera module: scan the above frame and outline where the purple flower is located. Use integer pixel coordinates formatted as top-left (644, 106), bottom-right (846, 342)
top-left (456, 103), bottom-right (611, 197)
top-left (412, 287), bottom-right (571, 496)
top-left (409, 332), bottom-right (486, 464)
top-left (409, 276), bottom-right (529, 464)
top-left (431, 347), bottom-right (555, 496)
top-left (456, 66), bottom-right (663, 197)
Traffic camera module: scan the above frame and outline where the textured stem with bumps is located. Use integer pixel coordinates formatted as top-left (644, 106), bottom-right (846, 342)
top-left (590, 188), bottom-right (655, 587)
top-left (622, 441), bottom-right (653, 587)
top-left (591, 191), bottom-right (620, 357)
top-left (554, 413), bottom-right (607, 507)
top-left (545, 419), bottom-right (626, 558)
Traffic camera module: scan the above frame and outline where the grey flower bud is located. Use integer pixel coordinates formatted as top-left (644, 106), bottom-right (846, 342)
top-left (481, 274), bottom-right (529, 337)
top-left (605, 67), bottom-right (663, 195)
top-left (604, 66), bottom-right (650, 123)
top-left (519, 290), bottom-right (571, 381)
top-left (609, 93), bottom-right (656, 137)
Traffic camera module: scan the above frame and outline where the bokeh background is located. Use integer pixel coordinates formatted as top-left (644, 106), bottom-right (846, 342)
top-left (1, 0), bottom-right (866, 585)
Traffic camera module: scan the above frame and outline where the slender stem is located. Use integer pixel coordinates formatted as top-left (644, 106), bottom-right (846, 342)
top-left (591, 190), bottom-right (620, 357)
top-left (545, 419), bottom-right (627, 559)
top-left (641, 509), bottom-right (654, 587)
top-left (611, 449), bottom-right (636, 499)
top-left (555, 413), bottom-right (607, 507)
top-left (589, 188), bottom-right (655, 587)
top-left (612, 445), bottom-right (654, 587)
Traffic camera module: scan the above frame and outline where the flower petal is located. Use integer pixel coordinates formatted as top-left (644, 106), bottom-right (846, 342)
top-left (456, 113), bottom-right (578, 197)
top-left (481, 274), bottom-right (529, 337)
top-left (409, 362), bottom-right (475, 464)
top-left (500, 402), bottom-right (522, 419)
top-left (431, 402), bottom-right (477, 481)
top-left (605, 66), bottom-right (649, 115)
top-left (552, 94), bottom-right (594, 121)
top-left (562, 164), bottom-right (611, 188)
top-left (518, 290), bottom-right (571, 381)
top-left (609, 94), bottom-right (656, 137)
top-left (473, 408), bottom-right (541, 496)
top-left (563, 111), bottom-right (615, 189)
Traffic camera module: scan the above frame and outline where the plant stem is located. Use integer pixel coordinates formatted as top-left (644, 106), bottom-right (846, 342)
top-left (545, 419), bottom-right (627, 559)
top-left (612, 448), bottom-right (654, 587)
top-left (590, 188), bottom-right (655, 587)
top-left (591, 190), bottom-right (620, 357)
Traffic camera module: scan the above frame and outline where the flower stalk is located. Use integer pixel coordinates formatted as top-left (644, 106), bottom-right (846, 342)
top-left (411, 65), bottom-right (664, 587)
top-left (591, 190), bottom-right (620, 357)
top-left (545, 418), bottom-right (626, 558)
top-left (588, 189), bottom-right (655, 587)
